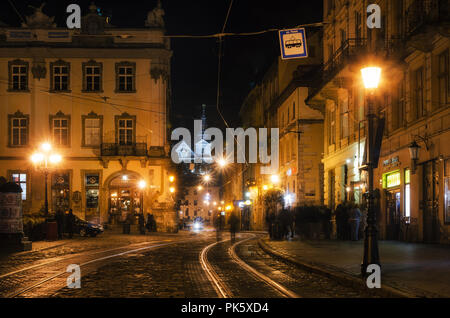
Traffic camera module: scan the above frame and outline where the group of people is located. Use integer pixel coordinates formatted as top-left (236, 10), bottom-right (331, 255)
top-left (265, 209), bottom-right (295, 240)
top-left (335, 203), bottom-right (364, 241)
top-left (213, 212), bottom-right (240, 242)
top-left (55, 208), bottom-right (75, 239)
top-left (136, 213), bottom-right (157, 234)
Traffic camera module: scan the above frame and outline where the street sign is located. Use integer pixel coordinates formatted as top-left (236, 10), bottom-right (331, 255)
top-left (279, 28), bottom-right (308, 60)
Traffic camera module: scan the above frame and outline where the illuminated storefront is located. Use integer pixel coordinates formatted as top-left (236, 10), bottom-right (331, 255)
top-left (382, 170), bottom-right (402, 240)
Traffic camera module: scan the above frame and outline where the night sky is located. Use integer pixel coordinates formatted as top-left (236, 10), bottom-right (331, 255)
top-left (0, 0), bottom-right (323, 130)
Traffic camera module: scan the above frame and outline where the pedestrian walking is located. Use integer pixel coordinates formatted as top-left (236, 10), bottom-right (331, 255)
top-left (214, 213), bottom-right (223, 241)
top-left (146, 213), bottom-right (152, 232)
top-left (138, 213), bottom-right (145, 234)
top-left (278, 208), bottom-right (290, 240)
top-left (349, 204), bottom-right (362, 241)
top-left (228, 212), bottom-right (239, 243)
top-left (67, 209), bottom-right (75, 239)
top-left (55, 208), bottom-right (64, 239)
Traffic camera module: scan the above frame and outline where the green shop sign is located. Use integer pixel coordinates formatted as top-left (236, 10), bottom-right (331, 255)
top-left (382, 170), bottom-right (401, 189)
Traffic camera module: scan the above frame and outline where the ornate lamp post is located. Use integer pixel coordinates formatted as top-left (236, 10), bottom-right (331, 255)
top-left (30, 143), bottom-right (62, 216)
top-left (360, 66), bottom-right (382, 276)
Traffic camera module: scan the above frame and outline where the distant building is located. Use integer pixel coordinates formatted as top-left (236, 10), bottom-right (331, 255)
top-left (180, 185), bottom-right (220, 223)
top-left (225, 30), bottom-right (324, 230)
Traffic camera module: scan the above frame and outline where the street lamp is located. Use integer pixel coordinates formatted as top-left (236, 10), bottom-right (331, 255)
top-left (360, 66), bottom-right (382, 277)
top-left (138, 180), bottom-right (146, 215)
top-left (217, 158), bottom-right (228, 168)
top-left (409, 141), bottom-right (420, 174)
top-left (270, 174), bottom-right (280, 184)
top-left (203, 174), bottom-right (211, 182)
top-left (31, 143), bottom-right (62, 216)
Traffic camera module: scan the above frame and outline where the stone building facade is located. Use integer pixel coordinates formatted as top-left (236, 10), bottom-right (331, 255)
top-left (0, 4), bottom-right (178, 232)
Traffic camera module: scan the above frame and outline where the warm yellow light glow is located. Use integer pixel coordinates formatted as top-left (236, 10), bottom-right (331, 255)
top-left (169, 175), bottom-right (175, 182)
top-left (361, 67), bottom-right (382, 89)
top-left (31, 153), bottom-right (44, 164)
top-left (218, 158), bottom-right (227, 168)
top-left (169, 187), bottom-right (175, 193)
top-left (198, 185), bottom-right (203, 191)
top-left (262, 185), bottom-right (269, 191)
top-left (270, 174), bottom-right (280, 184)
top-left (225, 205), bottom-right (232, 211)
top-left (245, 200), bottom-right (252, 206)
top-left (49, 154), bottom-right (62, 164)
top-left (213, 201), bottom-right (217, 206)
top-left (111, 192), bottom-right (118, 197)
top-left (138, 180), bottom-right (147, 189)
top-left (220, 200), bottom-right (224, 205)
top-left (41, 143), bottom-right (52, 152)
top-left (203, 175), bottom-right (211, 182)
top-left (122, 175), bottom-right (128, 181)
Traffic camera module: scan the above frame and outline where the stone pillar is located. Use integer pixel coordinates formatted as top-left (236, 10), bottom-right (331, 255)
top-left (0, 182), bottom-right (32, 252)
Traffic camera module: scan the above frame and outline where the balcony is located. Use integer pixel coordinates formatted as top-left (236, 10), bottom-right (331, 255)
top-left (101, 142), bottom-right (147, 156)
top-left (406, 0), bottom-right (449, 36)
top-left (307, 38), bottom-right (368, 101)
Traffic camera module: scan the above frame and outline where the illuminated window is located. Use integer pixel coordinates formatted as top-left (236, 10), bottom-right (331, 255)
top-left (82, 114), bottom-right (102, 147)
top-left (404, 169), bottom-right (411, 223)
top-left (11, 173), bottom-right (27, 200)
top-left (445, 160), bottom-right (450, 224)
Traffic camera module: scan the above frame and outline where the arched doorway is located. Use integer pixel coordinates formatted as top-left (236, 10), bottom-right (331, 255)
top-left (107, 172), bottom-right (143, 224)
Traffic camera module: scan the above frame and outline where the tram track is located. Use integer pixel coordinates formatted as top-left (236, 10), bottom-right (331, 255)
top-left (2, 235), bottom-right (204, 298)
top-left (200, 233), bottom-right (299, 298)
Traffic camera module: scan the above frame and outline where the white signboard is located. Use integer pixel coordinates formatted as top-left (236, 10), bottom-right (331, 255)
top-left (279, 28), bottom-right (308, 60)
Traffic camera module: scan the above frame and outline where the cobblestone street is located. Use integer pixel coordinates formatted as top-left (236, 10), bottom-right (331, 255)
top-left (0, 231), bottom-right (382, 298)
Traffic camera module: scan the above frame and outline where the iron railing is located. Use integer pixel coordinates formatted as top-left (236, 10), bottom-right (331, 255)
top-left (406, 0), bottom-right (449, 35)
top-left (101, 142), bottom-right (147, 156)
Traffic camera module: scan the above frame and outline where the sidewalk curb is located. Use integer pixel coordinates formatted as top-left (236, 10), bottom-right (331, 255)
top-left (258, 238), bottom-right (418, 298)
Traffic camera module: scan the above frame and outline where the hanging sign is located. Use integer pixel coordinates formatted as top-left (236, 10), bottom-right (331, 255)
top-left (279, 28), bottom-right (308, 60)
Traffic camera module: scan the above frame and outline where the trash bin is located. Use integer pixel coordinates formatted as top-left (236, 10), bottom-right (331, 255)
top-left (46, 222), bottom-right (58, 241)
top-left (123, 223), bottom-right (131, 234)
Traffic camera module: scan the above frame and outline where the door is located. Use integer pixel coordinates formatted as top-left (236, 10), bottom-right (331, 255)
top-left (386, 190), bottom-right (401, 240)
top-left (423, 161), bottom-right (440, 243)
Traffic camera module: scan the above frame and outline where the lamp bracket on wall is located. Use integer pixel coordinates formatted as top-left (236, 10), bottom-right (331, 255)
top-left (413, 134), bottom-right (430, 151)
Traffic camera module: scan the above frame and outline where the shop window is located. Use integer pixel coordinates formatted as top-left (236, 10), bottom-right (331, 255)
top-left (85, 173), bottom-right (100, 210)
top-left (52, 172), bottom-right (70, 212)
